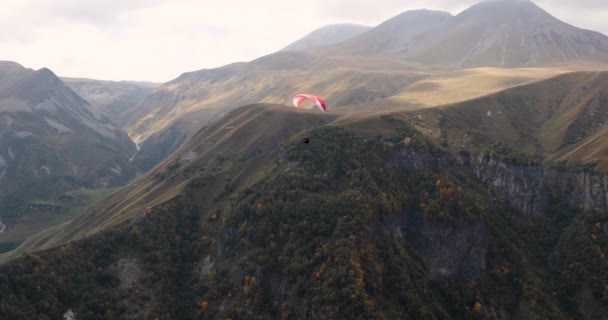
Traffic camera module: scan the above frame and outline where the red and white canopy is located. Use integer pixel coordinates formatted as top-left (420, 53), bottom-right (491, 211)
top-left (293, 94), bottom-right (327, 112)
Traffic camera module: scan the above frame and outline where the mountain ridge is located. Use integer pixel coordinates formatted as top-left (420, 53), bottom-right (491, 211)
top-left (0, 61), bottom-right (138, 246)
top-left (281, 23), bottom-right (372, 52)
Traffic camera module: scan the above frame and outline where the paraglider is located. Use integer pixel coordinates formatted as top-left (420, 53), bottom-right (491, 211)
top-left (292, 94), bottom-right (326, 144)
top-left (293, 94), bottom-right (327, 112)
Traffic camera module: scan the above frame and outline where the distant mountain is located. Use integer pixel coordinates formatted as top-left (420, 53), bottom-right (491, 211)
top-left (281, 23), bottom-right (372, 52)
top-left (63, 77), bottom-right (158, 127)
top-left (328, 0), bottom-right (608, 69)
top-left (0, 61), bottom-right (137, 235)
top-left (406, 0), bottom-right (608, 68)
top-left (327, 9), bottom-right (453, 56)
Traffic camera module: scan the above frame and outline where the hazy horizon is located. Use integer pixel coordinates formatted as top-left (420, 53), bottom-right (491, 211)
top-left (2, 0), bottom-right (607, 82)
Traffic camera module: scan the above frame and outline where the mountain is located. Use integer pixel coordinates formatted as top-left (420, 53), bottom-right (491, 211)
top-left (122, 0), bottom-right (608, 173)
top-left (124, 51), bottom-right (426, 171)
top-left (405, 0), bottom-right (608, 68)
top-left (326, 9), bottom-right (453, 56)
top-left (280, 23), bottom-right (372, 52)
top-left (0, 61), bottom-right (138, 247)
top-left (327, 0), bottom-right (608, 69)
top-left (1, 100), bottom-right (608, 318)
top-left (5, 1), bottom-right (608, 317)
top-left (62, 77), bottom-right (158, 127)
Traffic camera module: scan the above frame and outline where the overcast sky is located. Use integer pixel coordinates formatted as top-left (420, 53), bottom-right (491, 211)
top-left (1, 0), bottom-right (607, 83)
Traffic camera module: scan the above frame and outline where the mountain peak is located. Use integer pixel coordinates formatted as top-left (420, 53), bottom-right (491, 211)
top-left (380, 9), bottom-right (453, 27)
top-left (458, 0), bottom-right (554, 22)
top-left (33, 67), bottom-right (62, 84)
top-left (396, 8), bottom-right (453, 18)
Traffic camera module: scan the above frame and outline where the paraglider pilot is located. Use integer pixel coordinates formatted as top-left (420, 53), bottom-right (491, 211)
top-left (292, 94), bottom-right (326, 146)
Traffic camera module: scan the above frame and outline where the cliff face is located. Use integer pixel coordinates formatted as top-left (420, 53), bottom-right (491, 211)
top-left (395, 143), bottom-right (608, 216)
top-left (546, 169), bottom-right (608, 211)
top-left (469, 153), bottom-right (546, 215)
top-left (394, 144), bottom-right (546, 216)
top-left (391, 141), bottom-right (452, 171)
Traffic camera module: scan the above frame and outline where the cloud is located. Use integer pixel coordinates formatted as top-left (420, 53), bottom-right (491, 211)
top-left (0, 0), bottom-right (607, 82)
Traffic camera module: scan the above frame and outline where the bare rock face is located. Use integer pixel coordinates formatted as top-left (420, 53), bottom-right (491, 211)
top-left (471, 153), bottom-right (546, 215)
top-left (391, 142), bottom-right (452, 171)
top-left (546, 169), bottom-right (608, 211)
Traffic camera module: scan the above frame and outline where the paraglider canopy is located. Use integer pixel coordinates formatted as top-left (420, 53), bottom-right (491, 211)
top-left (293, 94), bottom-right (327, 112)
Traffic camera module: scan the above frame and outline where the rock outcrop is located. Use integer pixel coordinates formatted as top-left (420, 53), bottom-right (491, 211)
top-left (470, 153), bottom-right (546, 215)
top-left (546, 169), bottom-right (608, 211)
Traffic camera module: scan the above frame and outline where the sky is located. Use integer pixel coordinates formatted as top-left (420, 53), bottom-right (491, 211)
top-left (1, 0), bottom-right (607, 83)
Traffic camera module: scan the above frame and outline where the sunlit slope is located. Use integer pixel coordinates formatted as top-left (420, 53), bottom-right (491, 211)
top-left (0, 103), bottom-right (337, 263)
top-left (392, 71), bottom-right (608, 168)
top-left (390, 67), bottom-right (567, 107)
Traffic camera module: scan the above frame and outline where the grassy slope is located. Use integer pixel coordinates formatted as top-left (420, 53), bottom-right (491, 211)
top-left (390, 67), bottom-right (567, 107)
top-left (390, 71), bottom-right (608, 169)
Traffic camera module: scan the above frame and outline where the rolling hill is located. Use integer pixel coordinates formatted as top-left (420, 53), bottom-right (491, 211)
top-left (0, 61), bottom-right (138, 248)
top-left (63, 77), bottom-right (158, 127)
top-left (280, 23), bottom-right (372, 52)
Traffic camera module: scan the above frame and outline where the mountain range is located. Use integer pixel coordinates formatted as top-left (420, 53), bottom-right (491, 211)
top-left (2, 0), bottom-right (608, 318)
top-left (326, 0), bottom-right (608, 68)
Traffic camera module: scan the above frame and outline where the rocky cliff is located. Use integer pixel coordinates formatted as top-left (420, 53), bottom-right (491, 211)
top-left (468, 152), bottom-right (546, 215)
top-left (546, 169), bottom-right (608, 211)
